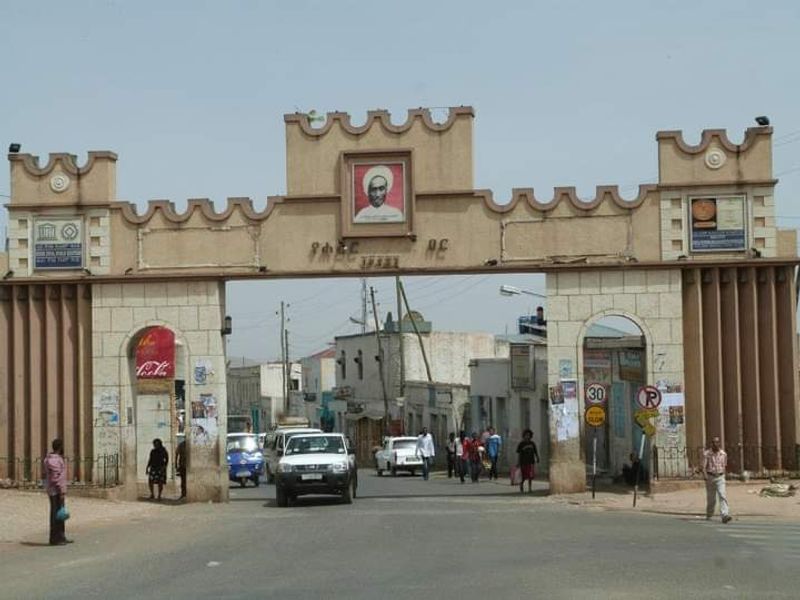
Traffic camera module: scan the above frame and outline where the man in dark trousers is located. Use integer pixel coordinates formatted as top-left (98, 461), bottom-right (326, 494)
top-left (176, 439), bottom-right (187, 499)
top-left (43, 438), bottom-right (71, 545)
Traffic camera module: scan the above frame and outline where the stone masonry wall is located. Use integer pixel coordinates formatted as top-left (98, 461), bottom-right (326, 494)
top-left (91, 280), bottom-right (228, 502)
top-left (545, 269), bottom-right (684, 493)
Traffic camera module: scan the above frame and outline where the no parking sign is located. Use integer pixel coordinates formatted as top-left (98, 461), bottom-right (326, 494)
top-left (636, 385), bottom-right (662, 409)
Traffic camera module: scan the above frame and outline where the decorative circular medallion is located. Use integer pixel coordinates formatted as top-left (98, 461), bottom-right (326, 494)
top-left (61, 223), bottom-right (79, 241)
top-left (704, 148), bottom-right (726, 170)
top-left (50, 174), bottom-right (71, 193)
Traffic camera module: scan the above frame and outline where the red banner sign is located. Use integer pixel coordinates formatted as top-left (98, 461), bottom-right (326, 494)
top-left (135, 327), bottom-right (175, 379)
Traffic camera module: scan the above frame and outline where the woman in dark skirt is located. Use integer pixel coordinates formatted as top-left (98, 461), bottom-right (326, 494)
top-left (146, 438), bottom-right (169, 500)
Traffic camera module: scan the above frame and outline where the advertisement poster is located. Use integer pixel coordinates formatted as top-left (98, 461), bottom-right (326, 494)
top-left (135, 327), bottom-right (175, 379)
top-left (690, 196), bottom-right (746, 252)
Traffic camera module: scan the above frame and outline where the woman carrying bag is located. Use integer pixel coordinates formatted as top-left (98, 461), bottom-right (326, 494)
top-left (44, 438), bottom-right (71, 545)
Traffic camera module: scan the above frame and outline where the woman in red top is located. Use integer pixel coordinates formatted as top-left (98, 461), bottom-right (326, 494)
top-left (467, 432), bottom-right (482, 483)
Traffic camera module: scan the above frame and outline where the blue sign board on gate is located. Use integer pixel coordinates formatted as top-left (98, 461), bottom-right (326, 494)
top-left (34, 242), bottom-right (83, 269)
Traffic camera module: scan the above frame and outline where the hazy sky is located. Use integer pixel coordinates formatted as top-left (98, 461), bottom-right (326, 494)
top-left (2, 1), bottom-right (799, 361)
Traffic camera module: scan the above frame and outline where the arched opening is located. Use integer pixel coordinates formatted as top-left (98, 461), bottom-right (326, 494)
top-left (126, 326), bottom-right (187, 491)
top-left (581, 315), bottom-right (648, 483)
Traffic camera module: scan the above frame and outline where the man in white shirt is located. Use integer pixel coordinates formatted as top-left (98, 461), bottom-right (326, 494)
top-left (703, 436), bottom-right (732, 523)
top-left (415, 427), bottom-right (436, 481)
top-left (354, 167), bottom-right (404, 223)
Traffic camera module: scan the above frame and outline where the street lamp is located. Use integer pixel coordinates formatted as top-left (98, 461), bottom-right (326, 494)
top-left (499, 284), bottom-right (546, 299)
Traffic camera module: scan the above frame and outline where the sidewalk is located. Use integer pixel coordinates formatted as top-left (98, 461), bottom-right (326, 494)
top-left (0, 489), bottom-right (166, 547)
top-left (551, 479), bottom-right (800, 520)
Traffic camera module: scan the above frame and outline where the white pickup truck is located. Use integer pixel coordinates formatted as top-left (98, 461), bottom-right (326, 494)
top-left (374, 436), bottom-right (423, 476)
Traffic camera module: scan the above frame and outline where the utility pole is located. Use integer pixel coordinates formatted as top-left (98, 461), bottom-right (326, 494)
top-left (279, 301), bottom-right (288, 417)
top-left (360, 278), bottom-right (368, 334)
top-left (398, 280), bottom-right (433, 382)
top-left (370, 286), bottom-right (390, 433)
top-left (284, 328), bottom-right (290, 413)
top-left (395, 276), bottom-right (405, 398)
top-left (396, 276), bottom-right (406, 435)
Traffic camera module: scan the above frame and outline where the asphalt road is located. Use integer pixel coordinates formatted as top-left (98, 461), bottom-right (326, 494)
top-left (2, 470), bottom-right (799, 600)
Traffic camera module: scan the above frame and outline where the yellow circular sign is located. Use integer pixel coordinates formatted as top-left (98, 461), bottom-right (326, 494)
top-left (585, 406), bottom-right (606, 428)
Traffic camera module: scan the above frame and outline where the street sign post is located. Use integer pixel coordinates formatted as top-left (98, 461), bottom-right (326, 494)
top-left (636, 385), bottom-right (662, 409)
top-left (585, 405), bottom-right (606, 428)
top-left (584, 405), bottom-right (606, 499)
top-left (585, 383), bottom-right (607, 404)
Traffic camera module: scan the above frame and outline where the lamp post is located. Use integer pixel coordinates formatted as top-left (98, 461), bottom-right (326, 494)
top-left (499, 284), bottom-right (546, 299)
top-left (499, 285), bottom-right (547, 335)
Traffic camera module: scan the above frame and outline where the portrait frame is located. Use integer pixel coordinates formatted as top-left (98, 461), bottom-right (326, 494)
top-left (339, 149), bottom-right (414, 239)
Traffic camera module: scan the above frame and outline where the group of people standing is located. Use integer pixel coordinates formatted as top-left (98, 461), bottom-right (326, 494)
top-left (438, 427), bottom-right (540, 491)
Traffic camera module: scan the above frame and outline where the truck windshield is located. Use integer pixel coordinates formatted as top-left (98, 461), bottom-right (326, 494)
top-left (285, 436), bottom-right (345, 455)
top-left (392, 440), bottom-right (416, 450)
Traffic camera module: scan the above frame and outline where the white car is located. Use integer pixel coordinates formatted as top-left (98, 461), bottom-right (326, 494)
top-left (374, 436), bottom-right (423, 476)
top-left (275, 433), bottom-right (357, 507)
top-left (265, 427), bottom-right (322, 482)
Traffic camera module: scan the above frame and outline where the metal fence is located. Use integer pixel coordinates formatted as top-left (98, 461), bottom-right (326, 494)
top-left (652, 445), bottom-right (799, 480)
top-left (0, 454), bottom-right (120, 489)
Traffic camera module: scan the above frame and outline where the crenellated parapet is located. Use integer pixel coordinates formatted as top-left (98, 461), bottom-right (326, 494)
top-left (284, 107), bottom-right (474, 196)
top-left (5, 151), bottom-right (117, 277)
top-left (657, 126), bottom-right (772, 186)
top-left (655, 126), bottom-right (777, 260)
top-left (2, 112), bottom-right (795, 282)
top-left (8, 151), bottom-right (117, 207)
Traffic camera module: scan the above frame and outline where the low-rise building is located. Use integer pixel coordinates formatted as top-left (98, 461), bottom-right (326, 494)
top-left (469, 334), bottom-right (548, 473)
top-left (334, 313), bottom-right (511, 460)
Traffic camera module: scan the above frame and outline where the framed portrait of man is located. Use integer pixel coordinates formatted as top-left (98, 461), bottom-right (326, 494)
top-left (340, 150), bottom-right (414, 238)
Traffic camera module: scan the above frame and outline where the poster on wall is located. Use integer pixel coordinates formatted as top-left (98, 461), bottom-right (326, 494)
top-left (619, 351), bottom-right (643, 382)
top-left (549, 384), bottom-right (564, 405)
top-left (689, 196), bottom-right (746, 252)
top-left (33, 217), bottom-right (84, 270)
top-left (135, 327), bottom-right (175, 379)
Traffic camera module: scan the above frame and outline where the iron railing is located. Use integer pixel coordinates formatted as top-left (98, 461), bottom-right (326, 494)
top-left (0, 454), bottom-right (120, 489)
top-left (652, 445), bottom-right (799, 480)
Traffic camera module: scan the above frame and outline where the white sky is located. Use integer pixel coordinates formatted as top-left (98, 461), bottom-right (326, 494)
top-left (2, 1), bottom-right (799, 360)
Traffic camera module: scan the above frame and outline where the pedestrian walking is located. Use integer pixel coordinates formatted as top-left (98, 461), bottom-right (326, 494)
top-left (146, 438), bottom-right (169, 500)
top-left (176, 439), bottom-right (187, 499)
top-left (446, 432), bottom-right (458, 478)
top-left (516, 429), bottom-right (540, 493)
top-left (458, 431), bottom-right (471, 483)
top-left (415, 427), bottom-right (436, 481)
top-left (43, 438), bottom-right (71, 546)
top-left (455, 431), bottom-right (465, 481)
top-left (486, 427), bottom-right (502, 480)
top-left (703, 436), bottom-right (732, 523)
top-left (468, 432), bottom-right (483, 483)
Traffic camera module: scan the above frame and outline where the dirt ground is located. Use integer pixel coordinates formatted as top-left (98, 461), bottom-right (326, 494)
top-left (0, 490), bottom-right (166, 547)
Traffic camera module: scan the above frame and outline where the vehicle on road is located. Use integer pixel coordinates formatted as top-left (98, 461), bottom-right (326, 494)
top-left (226, 433), bottom-right (265, 487)
top-left (274, 433), bottom-right (357, 507)
top-left (265, 427), bottom-right (322, 482)
top-left (374, 436), bottom-right (422, 476)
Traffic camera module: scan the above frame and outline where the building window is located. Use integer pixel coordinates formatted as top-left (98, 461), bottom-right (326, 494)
top-left (357, 350), bottom-right (364, 380)
top-left (339, 351), bottom-right (347, 379)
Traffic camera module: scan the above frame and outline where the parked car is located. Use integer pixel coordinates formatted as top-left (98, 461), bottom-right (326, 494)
top-left (275, 432), bottom-right (357, 507)
top-left (374, 436), bottom-right (422, 476)
top-left (265, 427), bottom-right (322, 483)
top-left (226, 433), bottom-right (265, 487)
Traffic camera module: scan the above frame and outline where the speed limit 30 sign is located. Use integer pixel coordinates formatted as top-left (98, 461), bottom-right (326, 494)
top-left (585, 383), bottom-right (607, 404)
